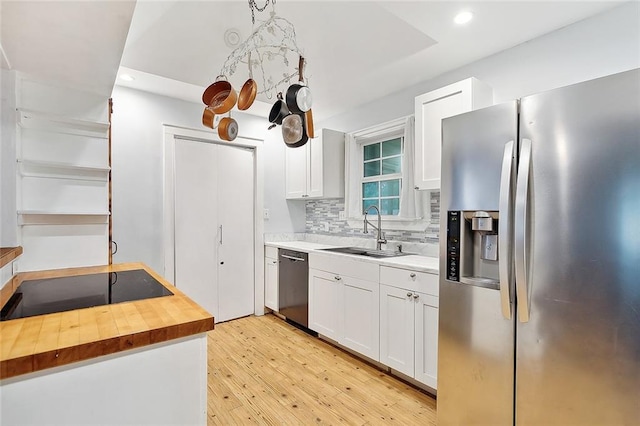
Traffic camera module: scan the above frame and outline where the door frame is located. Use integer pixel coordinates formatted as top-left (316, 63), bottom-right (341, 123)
top-left (162, 124), bottom-right (265, 317)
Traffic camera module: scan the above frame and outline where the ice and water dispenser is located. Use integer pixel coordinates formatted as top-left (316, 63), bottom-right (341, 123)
top-left (446, 210), bottom-right (500, 289)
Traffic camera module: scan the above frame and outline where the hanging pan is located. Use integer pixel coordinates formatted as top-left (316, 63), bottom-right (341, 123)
top-left (268, 92), bottom-right (290, 125)
top-left (218, 115), bottom-right (238, 142)
top-left (202, 76), bottom-right (237, 114)
top-left (285, 56), bottom-right (312, 114)
top-left (237, 54), bottom-right (258, 111)
top-left (202, 107), bottom-right (215, 129)
top-left (282, 112), bottom-right (308, 148)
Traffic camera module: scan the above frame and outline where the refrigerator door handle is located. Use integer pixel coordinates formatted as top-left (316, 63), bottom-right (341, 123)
top-left (515, 138), bottom-right (532, 322)
top-left (498, 140), bottom-right (514, 320)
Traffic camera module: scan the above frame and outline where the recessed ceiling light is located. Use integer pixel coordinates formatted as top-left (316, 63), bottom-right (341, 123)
top-left (120, 74), bottom-right (135, 82)
top-left (454, 11), bottom-right (473, 25)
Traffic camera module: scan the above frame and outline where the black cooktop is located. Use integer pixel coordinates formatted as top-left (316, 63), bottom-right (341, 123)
top-left (0, 269), bottom-right (173, 321)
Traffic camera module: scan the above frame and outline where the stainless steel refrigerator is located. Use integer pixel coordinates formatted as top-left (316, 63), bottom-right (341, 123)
top-left (438, 69), bottom-right (640, 425)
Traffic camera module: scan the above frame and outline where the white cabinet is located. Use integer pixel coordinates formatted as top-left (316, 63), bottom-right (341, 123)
top-left (309, 253), bottom-right (379, 361)
top-left (379, 266), bottom-right (439, 389)
top-left (414, 78), bottom-right (493, 190)
top-left (285, 128), bottom-right (345, 199)
top-left (308, 268), bottom-right (343, 341)
top-left (264, 246), bottom-right (279, 311)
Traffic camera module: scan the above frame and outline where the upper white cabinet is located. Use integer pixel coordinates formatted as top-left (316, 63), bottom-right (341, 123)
top-left (414, 78), bottom-right (493, 190)
top-left (285, 128), bottom-right (345, 199)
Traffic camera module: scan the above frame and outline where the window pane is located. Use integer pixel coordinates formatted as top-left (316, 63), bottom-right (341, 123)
top-left (380, 198), bottom-right (400, 215)
top-left (363, 199), bottom-right (379, 214)
top-left (380, 179), bottom-right (400, 197)
top-left (382, 157), bottom-right (401, 175)
top-left (364, 143), bottom-right (380, 161)
top-left (362, 182), bottom-right (379, 198)
top-left (382, 138), bottom-right (402, 157)
top-left (364, 160), bottom-right (380, 177)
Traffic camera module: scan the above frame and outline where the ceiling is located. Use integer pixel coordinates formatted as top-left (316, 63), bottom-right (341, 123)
top-left (1, 1), bottom-right (623, 121)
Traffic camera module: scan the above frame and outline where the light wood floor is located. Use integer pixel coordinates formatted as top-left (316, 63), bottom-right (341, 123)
top-left (207, 314), bottom-right (437, 425)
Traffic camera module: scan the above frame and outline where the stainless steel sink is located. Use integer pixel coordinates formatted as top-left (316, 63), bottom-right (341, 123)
top-left (319, 247), bottom-right (411, 258)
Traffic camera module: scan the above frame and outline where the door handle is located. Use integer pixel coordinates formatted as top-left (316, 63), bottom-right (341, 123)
top-left (515, 138), bottom-right (532, 323)
top-left (498, 140), bottom-right (514, 320)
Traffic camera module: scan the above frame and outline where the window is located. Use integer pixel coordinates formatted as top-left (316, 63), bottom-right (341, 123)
top-left (362, 137), bottom-right (403, 215)
top-left (345, 116), bottom-right (426, 230)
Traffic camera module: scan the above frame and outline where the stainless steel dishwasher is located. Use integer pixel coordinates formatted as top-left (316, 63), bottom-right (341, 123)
top-left (278, 249), bottom-right (308, 328)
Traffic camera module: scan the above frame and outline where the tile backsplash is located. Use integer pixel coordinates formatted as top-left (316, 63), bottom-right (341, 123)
top-left (305, 191), bottom-right (440, 244)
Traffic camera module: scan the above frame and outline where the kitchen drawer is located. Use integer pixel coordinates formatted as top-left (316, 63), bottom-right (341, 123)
top-left (309, 253), bottom-right (379, 282)
top-left (265, 245), bottom-right (278, 259)
top-left (380, 266), bottom-right (438, 296)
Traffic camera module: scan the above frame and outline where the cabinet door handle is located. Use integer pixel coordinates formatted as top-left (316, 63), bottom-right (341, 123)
top-left (335, 276), bottom-right (342, 281)
top-left (219, 225), bottom-right (223, 245)
top-left (272, 260), bottom-right (277, 264)
top-left (407, 292), bottom-right (412, 297)
top-left (413, 294), bottom-right (419, 300)
top-left (409, 273), bottom-right (416, 278)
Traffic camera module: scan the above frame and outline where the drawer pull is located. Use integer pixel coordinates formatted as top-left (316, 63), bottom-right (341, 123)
top-left (335, 276), bottom-right (342, 281)
top-left (410, 273), bottom-right (416, 278)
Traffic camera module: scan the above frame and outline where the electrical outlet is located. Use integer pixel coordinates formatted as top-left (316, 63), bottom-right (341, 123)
top-left (263, 209), bottom-right (270, 220)
top-left (339, 210), bottom-right (346, 220)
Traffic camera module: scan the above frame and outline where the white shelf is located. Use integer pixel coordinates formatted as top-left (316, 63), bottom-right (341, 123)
top-left (17, 211), bottom-right (111, 226)
top-left (17, 159), bottom-right (110, 181)
top-left (17, 108), bottom-right (109, 138)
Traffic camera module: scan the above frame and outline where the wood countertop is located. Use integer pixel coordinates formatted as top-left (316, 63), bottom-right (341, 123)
top-left (0, 262), bottom-right (214, 380)
top-left (0, 247), bottom-right (23, 270)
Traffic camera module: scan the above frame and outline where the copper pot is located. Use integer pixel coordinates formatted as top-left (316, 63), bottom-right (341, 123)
top-left (218, 116), bottom-right (238, 141)
top-left (202, 107), bottom-right (215, 129)
top-left (202, 77), bottom-right (237, 114)
top-left (237, 78), bottom-right (257, 110)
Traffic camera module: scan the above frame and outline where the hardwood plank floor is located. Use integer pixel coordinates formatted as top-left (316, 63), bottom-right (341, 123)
top-left (207, 314), bottom-right (437, 425)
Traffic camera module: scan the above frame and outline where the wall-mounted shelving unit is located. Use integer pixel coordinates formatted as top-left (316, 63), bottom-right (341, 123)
top-left (14, 75), bottom-right (111, 271)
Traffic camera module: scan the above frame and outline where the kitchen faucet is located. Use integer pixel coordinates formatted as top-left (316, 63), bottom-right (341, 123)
top-left (363, 205), bottom-right (387, 250)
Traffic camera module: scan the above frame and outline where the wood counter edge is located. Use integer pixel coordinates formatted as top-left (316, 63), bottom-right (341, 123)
top-left (0, 247), bottom-right (23, 270)
top-left (0, 262), bottom-right (215, 381)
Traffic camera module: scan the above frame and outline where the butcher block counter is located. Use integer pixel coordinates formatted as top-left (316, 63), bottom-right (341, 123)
top-left (0, 262), bottom-right (214, 380)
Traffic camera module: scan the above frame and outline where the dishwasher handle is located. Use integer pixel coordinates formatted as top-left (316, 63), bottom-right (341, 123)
top-left (280, 254), bottom-right (306, 262)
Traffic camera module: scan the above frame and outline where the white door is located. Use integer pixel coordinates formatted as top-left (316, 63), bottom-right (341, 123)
top-left (216, 144), bottom-right (255, 322)
top-left (379, 284), bottom-right (414, 377)
top-left (174, 140), bottom-right (219, 317)
top-left (308, 268), bottom-right (342, 341)
top-left (341, 276), bottom-right (380, 361)
top-left (414, 292), bottom-right (439, 389)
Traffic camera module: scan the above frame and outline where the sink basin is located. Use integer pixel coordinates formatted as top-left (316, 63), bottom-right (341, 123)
top-left (319, 247), bottom-right (410, 258)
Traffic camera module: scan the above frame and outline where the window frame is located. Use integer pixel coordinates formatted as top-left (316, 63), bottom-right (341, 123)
top-left (345, 116), bottom-right (429, 231)
top-left (360, 137), bottom-right (403, 217)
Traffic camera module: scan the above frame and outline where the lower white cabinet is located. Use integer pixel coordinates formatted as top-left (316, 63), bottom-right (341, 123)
top-left (264, 246), bottom-right (279, 311)
top-left (380, 266), bottom-right (439, 389)
top-left (342, 276), bottom-right (379, 361)
top-left (308, 269), bottom-right (343, 341)
top-left (309, 254), bottom-right (380, 361)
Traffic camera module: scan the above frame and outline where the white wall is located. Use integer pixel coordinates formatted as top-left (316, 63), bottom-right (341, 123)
top-left (0, 69), bottom-right (17, 247)
top-left (111, 86), bottom-right (306, 273)
top-left (319, 2), bottom-right (640, 133)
